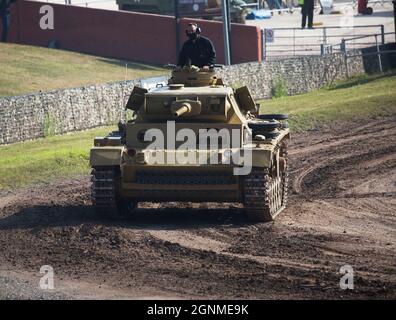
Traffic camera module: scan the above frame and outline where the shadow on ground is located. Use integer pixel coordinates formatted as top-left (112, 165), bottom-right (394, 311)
top-left (0, 204), bottom-right (251, 231)
top-left (328, 72), bottom-right (396, 90)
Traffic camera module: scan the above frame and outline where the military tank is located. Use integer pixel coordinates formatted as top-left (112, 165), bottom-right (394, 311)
top-left (90, 65), bottom-right (290, 222)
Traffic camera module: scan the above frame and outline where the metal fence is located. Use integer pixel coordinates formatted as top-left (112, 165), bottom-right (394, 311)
top-left (341, 32), bottom-right (396, 76)
top-left (261, 24), bottom-right (394, 60)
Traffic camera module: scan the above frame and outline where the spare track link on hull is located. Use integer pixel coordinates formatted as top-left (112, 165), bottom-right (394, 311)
top-left (244, 142), bottom-right (288, 222)
top-left (91, 166), bottom-right (118, 214)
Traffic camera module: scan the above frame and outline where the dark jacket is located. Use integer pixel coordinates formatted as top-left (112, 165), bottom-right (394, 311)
top-left (0, 0), bottom-right (16, 15)
top-left (178, 35), bottom-right (216, 68)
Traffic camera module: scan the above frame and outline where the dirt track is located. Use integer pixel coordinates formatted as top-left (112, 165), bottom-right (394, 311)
top-left (0, 116), bottom-right (395, 299)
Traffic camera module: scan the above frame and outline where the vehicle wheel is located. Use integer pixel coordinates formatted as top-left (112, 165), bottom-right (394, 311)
top-left (257, 114), bottom-right (288, 121)
top-left (248, 120), bottom-right (280, 132)
top-left (281, 122), bottom-right (289, 129)
top-left (244, 142), bottom-right (288, 222)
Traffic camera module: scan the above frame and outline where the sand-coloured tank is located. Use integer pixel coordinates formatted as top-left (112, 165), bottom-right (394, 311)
top-left (90, 65), bottom-right (290, 222)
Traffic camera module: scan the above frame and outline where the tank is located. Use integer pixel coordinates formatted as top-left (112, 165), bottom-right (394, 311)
top-left (90, 65), bottom-right (290, 222)
top-left (116, 0), bottom-right (248, 24)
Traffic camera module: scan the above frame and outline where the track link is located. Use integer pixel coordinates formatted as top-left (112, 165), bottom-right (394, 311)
top-left (244, 142), bottom-right (288, 222)
top-left (281, 141), bottom-right (289, 209)
top-left (91, 166), bottom-right (119, 216)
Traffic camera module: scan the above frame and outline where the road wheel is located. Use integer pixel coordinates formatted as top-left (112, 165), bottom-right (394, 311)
top-left (257, 114), bottom-right (288, 121)
top-left (248, 120), bottom-right (281, 140)
top-left (248, 120), bottom-right (280, 132)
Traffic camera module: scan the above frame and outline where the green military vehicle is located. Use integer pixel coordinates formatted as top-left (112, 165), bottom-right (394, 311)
top-left (90, 65), bottom-right (290, 222)
top-left (117, 0), bottom-right (249, 24)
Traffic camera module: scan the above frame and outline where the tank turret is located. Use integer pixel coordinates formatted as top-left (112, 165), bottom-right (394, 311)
top-left (168, 66), bottom-right (222, 87)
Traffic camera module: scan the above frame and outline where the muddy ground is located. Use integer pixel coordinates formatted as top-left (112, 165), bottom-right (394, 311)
top-left (0, 116), bottom-right (395, 299)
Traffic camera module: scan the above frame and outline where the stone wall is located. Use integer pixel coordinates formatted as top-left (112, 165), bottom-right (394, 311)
top-left (0, 80), bottom-right (141, 144)
top-left (217, 51), bottom-right (365, 99)
top-left (0, 50), bottom-right (385, 145)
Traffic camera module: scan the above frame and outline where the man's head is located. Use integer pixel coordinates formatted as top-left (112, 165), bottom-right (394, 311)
top-left (185, 23), bottom-right (201, 41)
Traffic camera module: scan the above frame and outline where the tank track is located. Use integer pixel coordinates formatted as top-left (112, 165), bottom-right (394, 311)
top-left (280, 141), bottom-right (288, 210)
top-left (244, 142), bottom-right (288, 222)
top-left (91, 166), bottom-right (119, 216)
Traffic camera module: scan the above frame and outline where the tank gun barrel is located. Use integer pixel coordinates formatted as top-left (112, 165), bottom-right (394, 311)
top-left (170, 100), bottom-right (202, 117)
top-left (172, 103), bottom-right (192, 117)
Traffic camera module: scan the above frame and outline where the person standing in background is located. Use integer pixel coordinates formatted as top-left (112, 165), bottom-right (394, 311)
top-left (0, 0), bottom-right (16, 42)
top-left (301, 0), bottom-right (315, 29)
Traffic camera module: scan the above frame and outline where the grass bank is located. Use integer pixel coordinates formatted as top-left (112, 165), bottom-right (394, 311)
top-left (0, 127), bottom-right (112, 190)
top-left (259, 72), bottom-right (396, 131)
top-left (0, 43), bottom-right (165, 97)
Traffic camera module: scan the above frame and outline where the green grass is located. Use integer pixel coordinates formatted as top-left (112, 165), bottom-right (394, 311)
top-left (0, 43), bottom-right (166, 97)
top-left (259, 72), bottom-right (396, 131)
top-left (1, 73), bottom-right (395, 191)
top-left (0, 127), bottom-right (113, 190)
